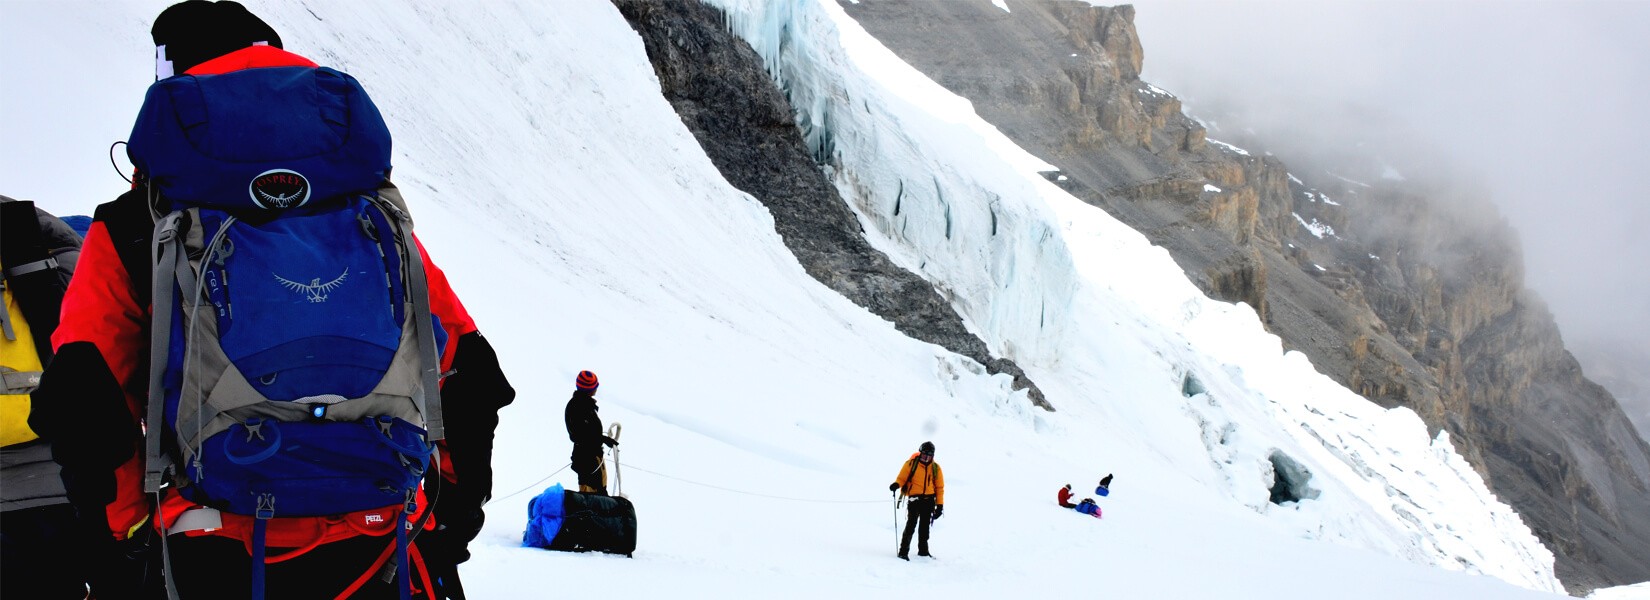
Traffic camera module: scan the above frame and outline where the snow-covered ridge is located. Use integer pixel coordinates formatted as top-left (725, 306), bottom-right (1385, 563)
top-left (711, 0), bottom-right (1559, 592)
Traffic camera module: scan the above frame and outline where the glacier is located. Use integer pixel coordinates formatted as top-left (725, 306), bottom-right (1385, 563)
top-left (711, 0), bottom-right (1560, 593)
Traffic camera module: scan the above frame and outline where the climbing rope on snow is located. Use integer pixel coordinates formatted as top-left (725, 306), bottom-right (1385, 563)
top-left (488, 436), bottom-right (886, 506)
top-left (621, 463), bottom-right (888, 504)
top-left (489, 462), bottom-right (573, 505)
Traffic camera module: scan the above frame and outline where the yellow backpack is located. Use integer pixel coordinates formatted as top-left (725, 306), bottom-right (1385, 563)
top-left (1, 285), bottom-right (44, 446)
top-left (0, 198), bottom-right (78, 447)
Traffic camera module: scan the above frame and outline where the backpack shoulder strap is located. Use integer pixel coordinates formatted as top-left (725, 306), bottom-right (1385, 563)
top-left (143, 209), bottom-right (190, 493)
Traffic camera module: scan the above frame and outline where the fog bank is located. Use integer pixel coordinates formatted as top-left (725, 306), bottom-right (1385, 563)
top-left (1123, 0), bottom-right (1650, 362)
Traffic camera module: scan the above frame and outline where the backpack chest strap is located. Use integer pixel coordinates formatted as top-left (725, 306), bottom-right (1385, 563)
top-left (3, 257), bottom-right (59, 279)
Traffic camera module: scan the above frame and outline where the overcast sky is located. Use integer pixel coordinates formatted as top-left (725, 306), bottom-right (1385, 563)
top-left (1123, 0), bottom-right (1650, 353)
top-left (2, 0), bottom-right (1642, 359)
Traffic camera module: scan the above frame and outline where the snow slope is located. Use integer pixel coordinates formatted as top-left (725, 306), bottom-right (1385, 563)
top-left (0, 0), bottom-right (1574, 597)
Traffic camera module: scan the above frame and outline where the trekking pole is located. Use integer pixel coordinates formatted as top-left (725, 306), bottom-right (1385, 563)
top-left (893, 492), bottom-right (903, 553)
top-left (606, 422), bottom-right (623, 497)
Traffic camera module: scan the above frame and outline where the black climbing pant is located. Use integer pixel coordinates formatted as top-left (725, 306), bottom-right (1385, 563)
top-left (899, 495), bottom-right (935, 556)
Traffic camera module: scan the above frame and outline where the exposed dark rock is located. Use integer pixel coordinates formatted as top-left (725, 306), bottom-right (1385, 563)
top-left (1205, 248), bottom-right (1267, 321)
top-left (614, 0), bottom-right (1049, 409)
top-left (841, 0), bottom-right (1650, 592)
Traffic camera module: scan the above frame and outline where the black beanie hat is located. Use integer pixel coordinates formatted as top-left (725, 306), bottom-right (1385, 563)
top-left (919, 441), bottom-right (935, 454)
top-left (152, 1), bottom-right (282, 77)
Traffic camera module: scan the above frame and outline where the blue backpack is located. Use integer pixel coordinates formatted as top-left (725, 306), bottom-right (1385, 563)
top-left (127, 65), bottom-right (444, 600)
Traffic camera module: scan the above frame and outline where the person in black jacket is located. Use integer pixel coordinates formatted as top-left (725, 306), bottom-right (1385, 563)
top-left (565, 371), bottom-right (617, 495)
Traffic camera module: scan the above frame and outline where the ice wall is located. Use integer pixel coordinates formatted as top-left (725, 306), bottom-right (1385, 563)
top-left (718, 0), bottom-right (1080, 368)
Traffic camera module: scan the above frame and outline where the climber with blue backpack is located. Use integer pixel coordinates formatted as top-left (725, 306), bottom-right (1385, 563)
top-left (27, 2), bottom-right (515, 599)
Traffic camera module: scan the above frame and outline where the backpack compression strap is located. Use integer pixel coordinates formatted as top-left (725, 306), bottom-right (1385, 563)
top-left (0, 283), bottom-right (12, 342)
top-left (376, 185), bottom-right (443, 442)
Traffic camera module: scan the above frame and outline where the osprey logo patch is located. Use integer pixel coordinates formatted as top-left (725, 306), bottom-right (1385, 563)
top-left (275, 268), bottom-right (348, 302)
top-left (249, 169), bottom-right (311, 209)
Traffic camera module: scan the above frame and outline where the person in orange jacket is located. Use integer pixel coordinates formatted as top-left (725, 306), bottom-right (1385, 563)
top-left (889, 441), bottom-right (944, 560)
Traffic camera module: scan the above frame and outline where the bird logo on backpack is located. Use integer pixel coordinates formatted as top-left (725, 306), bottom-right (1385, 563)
top-left (274, 268), bottom-right (349, 303)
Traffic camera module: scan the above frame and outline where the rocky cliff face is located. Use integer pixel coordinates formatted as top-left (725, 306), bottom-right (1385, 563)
top-left (614, 0), bottom-right (1049, 409)
top-left (841, 0), bottom-right (1650, 593)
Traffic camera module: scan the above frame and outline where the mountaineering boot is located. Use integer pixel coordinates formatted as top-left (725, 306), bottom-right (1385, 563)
top-left (918, 550), bottom-right (933, 558)
top-left (897, 552), bottom-right (909, 561)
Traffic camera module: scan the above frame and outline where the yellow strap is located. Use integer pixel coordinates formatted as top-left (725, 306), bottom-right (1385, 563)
top-left (126, 514), bottom-right (152, 539)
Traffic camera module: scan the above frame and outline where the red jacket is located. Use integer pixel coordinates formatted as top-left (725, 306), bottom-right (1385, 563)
top-left (50, 46), bottom-right (481, 544)
top-left (1057, 485), bottom-right (1076, 508)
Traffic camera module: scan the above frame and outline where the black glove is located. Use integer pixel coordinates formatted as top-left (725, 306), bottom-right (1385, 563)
top-left (419, 524), bottom-right (472, 600)
top-left (60, 466), bottom-right (118, 518)
top-left (932, 504), bottom-right (943, 520)
top-left (76, 504), bottom-right (162, 600)
top-left (888, 482), bottom-right (900, 492)
top-left (602, 436), bottom-right (619, 448)
top-left (425, 506), bottom-right (483, 566)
